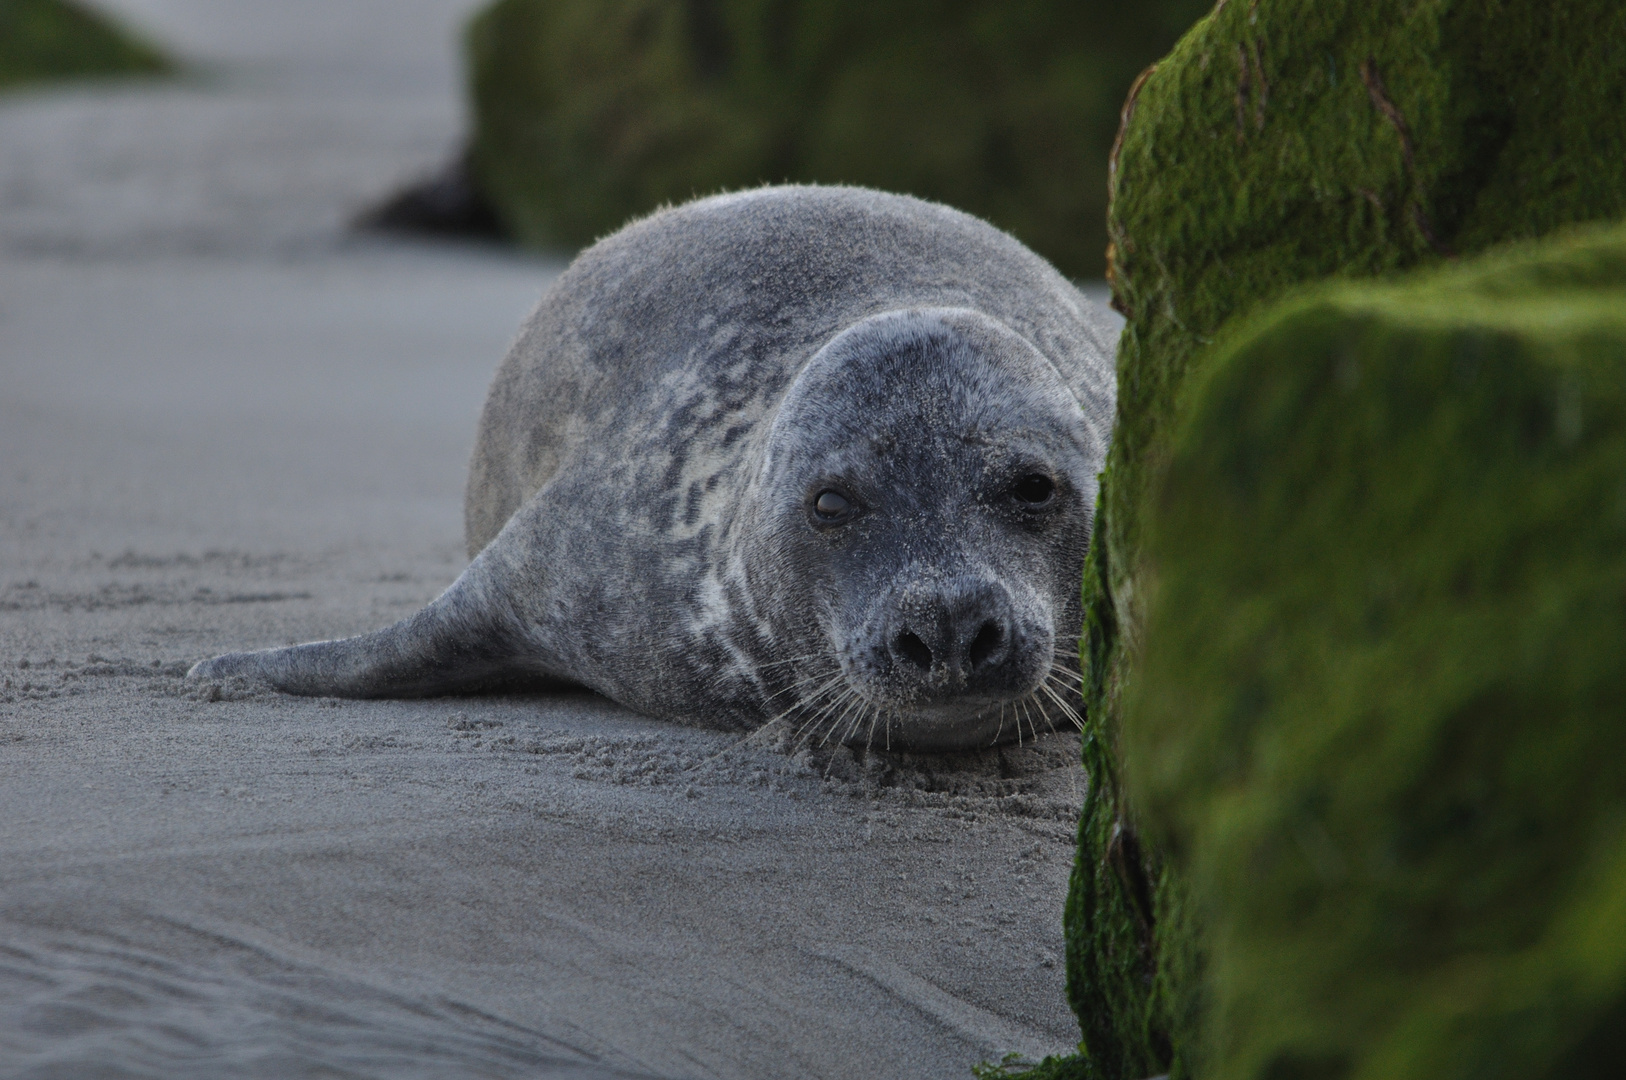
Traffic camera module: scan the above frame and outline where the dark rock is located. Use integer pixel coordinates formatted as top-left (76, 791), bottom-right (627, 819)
top-left (355, 150), bottom-right (505, 241)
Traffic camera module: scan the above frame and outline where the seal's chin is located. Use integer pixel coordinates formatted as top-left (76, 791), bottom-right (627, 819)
top-left (841, 694), bottom-right (1055, 753)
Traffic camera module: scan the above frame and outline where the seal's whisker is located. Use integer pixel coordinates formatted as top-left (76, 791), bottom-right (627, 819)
top-left (811, 706), bottom-right (849, 775)
top-left (703, 647), bottom-right (828, 696)
top-left (1048, 641), bottom-right (1085, 667)
top-left (811, 691), bottom-right (864, 765)
top-left (1031, 695), bottom-right (1045, 743)
top-left (834, 693), bottom-right (869, 749)
top-left (763, 664), bottom-right (846, 702)
top-left (830, 690), bottom-right (867, 741)
top-left (1027, 695), bottom-right (1049, 738)
top-left (684, 676), bottom-right (845, 772)
top-left (840, 689), bottom-right (873, 745)
top-left (783, 698), bottom-right (842, 754)
top-left (1033, 692), bottom-right (1056, 738)
top-left (820, 689), bottom-right (867, 748)
top-left (703, 649), bottom-right (839, 714)
top-left (1034, 693), bottom-right (1063, 737)
top-left (852, 701), bottom-right (880, 750)
top-left (1044, 656), bottom-right (1086, 692)
top-left (758, 672), bottom-right (845, 736)
top-left (1018, 695), bottom-right (1039, 746)
top-left (1038, 680), bottom-right (1085, 732)
top-left (1030, 695), bottom-right (1048, 741)
top-left (690, 690), bottom-right (833, 769)
top-left (797, 692), bottom-right (841, 748)
top-left (759, 666), bottom-right (844, 699)
top-left (1045, 664), bottom-right (1084, 687)
top-left (1044, 660), bottom-right (1083, 687)
top-left (709, 671), bottom-right (848, 770)
top-left (752, 651), bottom-right (836, 672)
top-left (1044, 691), bottom-right (1084, 731)
top-left (785, 669), bottom-right (849, 709)
top-left (790, 698), bottom-right (842, 750)
top-left (863, 706), bottom-right (881, 753)
top-left (785, 707), bottom-right (825, 748)
top-left (687, 694), bottom-right (835, 773)
top-left (792, 684), bottom-right (855, 751)
top-left (1041, 697), bottom-right (1083, 735)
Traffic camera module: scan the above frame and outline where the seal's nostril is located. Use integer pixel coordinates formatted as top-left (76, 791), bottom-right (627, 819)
top-left (967, 621), bottom-right (1003, 668)
top-left (895, 631), bottom-right (933, 671)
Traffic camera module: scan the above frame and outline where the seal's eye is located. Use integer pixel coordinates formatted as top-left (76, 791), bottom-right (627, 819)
top-left (813, 490), bottom-right (852, 522)
top-left (1012, 473), bottom-right (1056, 508)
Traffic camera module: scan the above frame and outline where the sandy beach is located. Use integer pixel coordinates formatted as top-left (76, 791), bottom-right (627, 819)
top-left (0, 4), bottom-right (1110, 1076)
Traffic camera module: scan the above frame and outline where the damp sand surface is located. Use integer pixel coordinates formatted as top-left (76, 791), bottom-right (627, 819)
top-left (0, 3), bottom-right (1108, 1077)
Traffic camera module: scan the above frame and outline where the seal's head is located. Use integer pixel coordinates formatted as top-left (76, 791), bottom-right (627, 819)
top-left (752, 308), bottom-right (1099, 752)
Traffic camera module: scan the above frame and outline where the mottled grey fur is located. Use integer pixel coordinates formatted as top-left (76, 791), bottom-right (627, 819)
top-left (189, 186), bottom-right (1116, 751)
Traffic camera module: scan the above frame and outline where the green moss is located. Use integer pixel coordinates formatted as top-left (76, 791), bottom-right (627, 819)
top-left (1129, 222), bottom-right (1626, 1080)
top-left (0, 0), bottom-right (169, 91)
top-left (1072, 2), bottom-right (1626, 1074)
top-left (972, 1051), bottom-right (1097, 1079)
top-left (463, 0), bottom-right (1209, 276)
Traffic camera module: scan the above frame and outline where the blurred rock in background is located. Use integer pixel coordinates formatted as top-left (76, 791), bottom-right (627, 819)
top-left (394, 0), bottom-right (1210, 278)
top-left (0, 0), bottom-right (169, 90)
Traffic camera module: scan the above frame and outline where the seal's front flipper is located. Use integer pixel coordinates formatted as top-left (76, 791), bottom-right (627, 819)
top-left (186, 556), bottom-right (549, 698)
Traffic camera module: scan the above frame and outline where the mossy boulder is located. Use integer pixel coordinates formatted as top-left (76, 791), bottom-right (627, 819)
top-left (463, 0), bottom-right (1209, 277)
top-left (1070, 1), bottom-right (1626, 1075)
top-left (1130, 222), bottom-right (1626, 1080)
top-left (0, 0), bottom-right (169, 91)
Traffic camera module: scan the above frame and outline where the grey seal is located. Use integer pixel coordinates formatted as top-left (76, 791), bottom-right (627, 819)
top-left (189, 185), bottom-right (1117, 751)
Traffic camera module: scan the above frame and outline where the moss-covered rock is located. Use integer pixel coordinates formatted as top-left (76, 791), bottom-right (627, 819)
top-left (974, 1051), bottom-right (1093, 1080)
top-left (0, 0), bottom-right (169, 91)
top-left (1071, 2), bottom-right (1626, 1074)
top-left (1130, 222), bottom-right (1626, 1080)
top-left (463, 0), bottom-right (1209, 276)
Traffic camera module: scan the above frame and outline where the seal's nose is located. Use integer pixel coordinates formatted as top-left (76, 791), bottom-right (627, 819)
top-left (887, 580), bottom-right (1016, 689)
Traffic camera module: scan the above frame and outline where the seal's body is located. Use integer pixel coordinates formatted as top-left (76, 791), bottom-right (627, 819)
top-left (191, 186), bottom-right (1117, 750)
